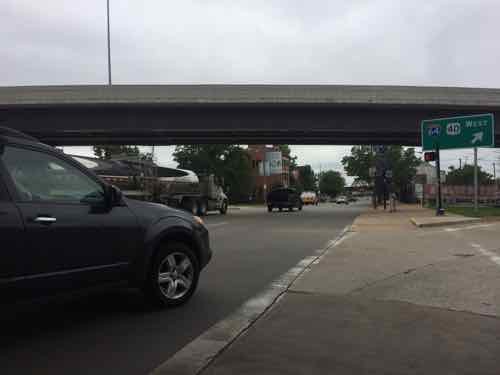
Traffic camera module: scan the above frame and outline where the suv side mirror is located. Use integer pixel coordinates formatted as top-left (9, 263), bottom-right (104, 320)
top-left (106, 185), bottom-right (123, 207)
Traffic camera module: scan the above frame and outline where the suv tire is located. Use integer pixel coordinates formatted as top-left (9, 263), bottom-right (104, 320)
top-left (144, 242), bottom-right (200, 308)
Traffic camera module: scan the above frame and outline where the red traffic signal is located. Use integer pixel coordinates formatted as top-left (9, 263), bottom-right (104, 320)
top-left (424, 152), bottom-right (436, 162)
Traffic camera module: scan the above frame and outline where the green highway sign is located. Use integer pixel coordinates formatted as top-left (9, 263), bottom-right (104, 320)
top-left (421, 113), bottom-right (495, 151)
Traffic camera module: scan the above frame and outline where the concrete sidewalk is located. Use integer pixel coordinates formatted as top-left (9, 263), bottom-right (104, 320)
top-left (201, 205), bottom-right (500, 375)
top-left (354, 203), bottom-right (479, 230)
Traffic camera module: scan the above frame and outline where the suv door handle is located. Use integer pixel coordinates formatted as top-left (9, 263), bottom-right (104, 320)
top-left (34, 216), bottom-right (57, 224)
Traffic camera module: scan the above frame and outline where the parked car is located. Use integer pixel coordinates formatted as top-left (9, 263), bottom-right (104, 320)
top-left (348, 196), bottom-right (358, 202)
top-left (336, 196), bottom-right (348, 204)
top-left (267, 187), bottom-right (303, 212)
top-left (0, 127), bottom-right (211, 307)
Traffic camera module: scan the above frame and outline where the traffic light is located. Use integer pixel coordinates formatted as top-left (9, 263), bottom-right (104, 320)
top-left (424, 152), bottom-right (436, 162)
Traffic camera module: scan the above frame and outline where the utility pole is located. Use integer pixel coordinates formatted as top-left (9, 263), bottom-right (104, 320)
top-left (493, 162), bottom-right (496, 180)
top-left (106, 0), bottom-right (112, 86)
top-left (474, 147), bottom-right (478, 213)
top-left (459, 158), bottom-right (462, 169)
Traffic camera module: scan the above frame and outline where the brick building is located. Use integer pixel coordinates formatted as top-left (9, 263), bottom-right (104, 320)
top-left (247, 145), bottom-right (291, 202)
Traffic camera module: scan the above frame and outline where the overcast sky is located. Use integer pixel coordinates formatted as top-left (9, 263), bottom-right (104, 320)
top-left (3, 0), bottom-right (500, 180)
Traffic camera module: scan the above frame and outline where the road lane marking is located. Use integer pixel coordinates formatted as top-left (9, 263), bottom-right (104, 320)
top-left (151, 225), bottom-right (352, 375)
top-left (470, 243), bottom-right (500, 266)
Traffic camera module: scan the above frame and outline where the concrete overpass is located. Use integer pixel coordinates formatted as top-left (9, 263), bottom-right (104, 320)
top-left (0, 85), bottom-right (499, 146)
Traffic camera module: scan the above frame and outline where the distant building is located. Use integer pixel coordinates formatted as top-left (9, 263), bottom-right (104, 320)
top-left (247, 145), bottom-right (291, 202)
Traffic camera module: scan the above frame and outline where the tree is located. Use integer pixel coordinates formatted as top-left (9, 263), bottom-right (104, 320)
top-left (93, 145), bottom-right (140, 160)
top-left (295, 165), bottom-right (316, 191)
top-left (278, 144), bottom-right (298, 169)
top-left (342, 146), bottom-right (420, 201)
top-left (319, 170), bottom-right (345, 197)
top-left (341, 146), bottom-right (375, 185)
top-left (446, 165), bottom-right (493, 185)
top-left (387, 146), bottom-right (421, 194)
top-left (173, 145), bottom-right (230, 175)
top-left (173, 145), bottom-right (252, 202)
top-left (220, 147), bottom-right (253, 202)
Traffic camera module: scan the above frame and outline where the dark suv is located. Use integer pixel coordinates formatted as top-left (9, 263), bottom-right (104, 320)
top-left (0, 128), bottom-right (211, 307)
top-left (267, 187), bottom-right (303, 212)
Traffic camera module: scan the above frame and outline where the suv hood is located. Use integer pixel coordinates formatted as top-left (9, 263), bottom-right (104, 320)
top-left (124, 198), bottom-right (195, 227)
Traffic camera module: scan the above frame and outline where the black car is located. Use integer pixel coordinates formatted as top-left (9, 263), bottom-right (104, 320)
top-left (267, 187), bottom-right (303, 212)
top-left (0, 128), bottom-right (211, 307)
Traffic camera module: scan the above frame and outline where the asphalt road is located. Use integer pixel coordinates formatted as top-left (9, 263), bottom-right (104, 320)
top-left (1, 201), bottom-right (366, 375)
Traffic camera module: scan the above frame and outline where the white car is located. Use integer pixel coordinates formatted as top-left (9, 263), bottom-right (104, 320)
top-left (336, 196), bottom-right (348, 204)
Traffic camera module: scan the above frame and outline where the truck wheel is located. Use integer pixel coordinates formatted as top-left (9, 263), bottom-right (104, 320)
top-left (198, 200), bottom-right (208, 216)
top-left (143, 241), bottom-right (200, 308)
top-left (219, 200), bottom-right (228, 215)
top-left (183, 198), bottom-right (198, 215)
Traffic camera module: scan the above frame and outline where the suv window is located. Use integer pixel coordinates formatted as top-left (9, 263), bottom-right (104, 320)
top-left (1, 145), bottom-right (105, 204)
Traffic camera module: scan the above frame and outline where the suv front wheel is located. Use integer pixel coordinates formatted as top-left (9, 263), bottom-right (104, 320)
top-left (144, 242), bottom-right (200, 307)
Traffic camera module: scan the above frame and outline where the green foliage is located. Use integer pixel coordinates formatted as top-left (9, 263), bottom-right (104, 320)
top-left (341, 145), bottom-right (420, 193)
top-left (93, 145), bottom-right (140, 160)
top-left (173, 145), bottom-right (252, 202)
top-left (294, 165), bottom-right (316, 192)
top-left (446, 206), bottom-right (500, 218)
top-left (319, 170), bottom-right (345, 197)
top-left (387, 146), bottom-right (421, 191)
top-left (446, 165), bottom-right (493, 185)
top-left (341, 146), bottom-right (375, 185)
top-left (278, 144), bottom-right (298, 168)
top-left (221, 147), bottom-right (253, 202)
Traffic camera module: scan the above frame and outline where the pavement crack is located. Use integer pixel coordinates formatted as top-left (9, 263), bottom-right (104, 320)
top-left (347, 263), bottom-right (436, 295)
top-left (347, 251), bottom-right (482, 296)
top-left (287, 289), bottom-right (316, 295)
top-left (374, 297), bottom-right (500, 321)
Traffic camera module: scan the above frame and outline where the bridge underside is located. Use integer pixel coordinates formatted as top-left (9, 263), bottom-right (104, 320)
top-left (2, 104), bottom-right (499, 146)
top-left (1, 85), bottom-right (499, 146)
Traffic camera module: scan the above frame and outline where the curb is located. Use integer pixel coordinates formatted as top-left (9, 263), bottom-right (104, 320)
top-left (480, 216), bottom-right (500, 223)
top-left (410, 217), bottom-right (481, 228)
top-left (150, 226), bottom-right (352, 375)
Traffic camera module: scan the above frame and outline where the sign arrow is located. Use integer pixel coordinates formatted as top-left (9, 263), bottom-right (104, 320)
top-left (471, 132), bottom-right (484, 144)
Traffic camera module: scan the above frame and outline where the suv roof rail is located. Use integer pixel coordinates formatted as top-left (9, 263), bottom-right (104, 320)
top-left (0, 127), bottom-right (39, 142)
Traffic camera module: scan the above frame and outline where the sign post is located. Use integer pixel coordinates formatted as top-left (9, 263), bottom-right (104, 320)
top-left (435, 143), bottom-right (444, 215)
top-left (474, 147), bottom-right (478, 212)
top-left (421, 114), bottom-right (495, 215)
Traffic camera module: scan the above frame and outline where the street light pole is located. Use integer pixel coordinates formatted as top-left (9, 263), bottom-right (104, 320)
top-left (106, 0), bottom-right (112, 86)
